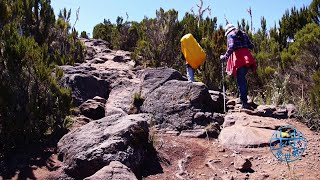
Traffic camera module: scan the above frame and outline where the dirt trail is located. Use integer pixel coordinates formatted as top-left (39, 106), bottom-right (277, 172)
top-left (1, 118), bottom-right (319, 180)
top-left (145, 119), bottom-right (320, 180)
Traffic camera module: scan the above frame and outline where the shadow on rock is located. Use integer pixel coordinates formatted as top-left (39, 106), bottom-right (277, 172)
top-left (0, 143), bottom-right (59, 180)
top-left (239, 168), bottom-right (255, 173)
top-left (140, 143), bottom-right (164, 178)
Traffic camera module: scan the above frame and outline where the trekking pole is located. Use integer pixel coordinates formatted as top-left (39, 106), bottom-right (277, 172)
top-left (221, 62), bottom-right (226, 113)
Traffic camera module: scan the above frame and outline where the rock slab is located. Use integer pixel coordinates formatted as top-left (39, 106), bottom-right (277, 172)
top-left (84, 161), bottom-right (137, 180)
top-left (57, 114), bottom-right (152, 179)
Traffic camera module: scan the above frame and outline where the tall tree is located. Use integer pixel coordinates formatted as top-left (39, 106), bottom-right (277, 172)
top-left (191, 0), bottom-right (211, 28)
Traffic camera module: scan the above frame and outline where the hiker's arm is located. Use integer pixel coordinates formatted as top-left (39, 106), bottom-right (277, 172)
top-left (224, 35), bottom-right (234, 59)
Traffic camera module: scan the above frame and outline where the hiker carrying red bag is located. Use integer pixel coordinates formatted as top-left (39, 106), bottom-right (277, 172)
top-left (220, 24), bottom-right (257, 110)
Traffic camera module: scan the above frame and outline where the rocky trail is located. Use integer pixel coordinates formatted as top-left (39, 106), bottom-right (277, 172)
top-left (1, 38), bottom-right (320, 180)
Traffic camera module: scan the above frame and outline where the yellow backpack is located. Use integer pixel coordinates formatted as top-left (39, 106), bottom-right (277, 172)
top-left (180, 33), bottom-right (206, 69)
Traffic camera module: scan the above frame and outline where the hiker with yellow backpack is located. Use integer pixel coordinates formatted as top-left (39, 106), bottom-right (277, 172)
top-left (180, 33), bottom-right (206, 82)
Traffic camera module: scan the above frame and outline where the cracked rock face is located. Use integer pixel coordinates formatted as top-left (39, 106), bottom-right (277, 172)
top-left (57, 114), bottom-right (152, 179)
top-left (57, 38), bottom-right (225, 179)
top-left (219, 112), bottom-right (290, 147)
top-left (59, 38), bottom-right (223, 131)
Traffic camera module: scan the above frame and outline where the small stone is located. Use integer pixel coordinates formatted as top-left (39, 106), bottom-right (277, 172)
top-left (165, 130), bottom-right (179, 135)
top-left (246, 156), bottom-right (254, 160)
top-left (261, 173), bottom-right (270, 177)
top-left (180, 129), bottom-right (207, 138)
top-left (234, 155), bottom-right (252, 171)
top-left (92, 96), bottom-right (107, 104)
top-left (233, 150), bottom-right (240, 154)
top-left (223, 154), bottom-right (229, 158)
top-left (208, 159), bottom-right (222, 163)
top-left (221, 175), bottom-right (234, 180)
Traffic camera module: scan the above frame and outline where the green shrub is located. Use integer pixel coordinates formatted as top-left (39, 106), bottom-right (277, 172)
top-left (264, 66), bottom-right (276, 77)
top-left (80, 31), bottom-right (89, 38)
top-left (133, 92), bottom-right (144, 107)
top-left (0, 0), bottom-right (83, 155)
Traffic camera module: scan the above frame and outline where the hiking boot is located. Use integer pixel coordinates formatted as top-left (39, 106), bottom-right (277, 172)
top-left (241, 103), bottom-right (253, 110)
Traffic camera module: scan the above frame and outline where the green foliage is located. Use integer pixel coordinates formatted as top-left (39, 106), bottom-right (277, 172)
top-left (288, 23), bottom-right (320, 69)
top-left (80, 31), bottom-right (89, 38)
top-left (128, 88), bottom-right (145, 115)
top-left (280, 50), bottom-right (293, 68)
top-left (278, 5), bottom-right (314, 49)
top-left (93, 20), bottom-right (113, 43)
top-left (0, 26), bottom-right (72, 150)
top-left (264, 66), bottom-right (276, 77)
top-left (310, 0), bottom-right (320, 25)
top-left (0, 0), bottom-right (85, 155)
top-left (133, 91), bottom-right (144, 107)
top-left (128, 9), bottom-right (181, 69)
top-left (63, 116), bottom-right (74, 129)
top-left (92, 18), bottom-right (141, 52)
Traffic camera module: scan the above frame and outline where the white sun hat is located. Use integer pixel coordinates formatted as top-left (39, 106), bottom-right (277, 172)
top-left (225, 24), bottom-right (236, 36)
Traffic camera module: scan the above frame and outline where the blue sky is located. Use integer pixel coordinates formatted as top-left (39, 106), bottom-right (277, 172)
top-left (51, 0), bottom-right (313, 37)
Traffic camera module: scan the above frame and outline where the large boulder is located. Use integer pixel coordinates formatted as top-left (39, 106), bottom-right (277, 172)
top-left (219, 125), bottom-right (275, 147)
top-left (219, 112), bottom-right (290, 147)
top-left (57, 114), bottom-right (152, 179)
top-left (105, 79), bottom-right (141, 114)
top-left (255, 105), bottom-right (288, 119)
top-left (84, 161), bottom-right (137, 180)
top-left (105, 68), bottom-right (189, 117)
top-left (193, 112), bottom-right (224, 126)
top-left (141, 80), bottom-right (223, 130)
top-left (105, 104), bottom-right (128, 118)
top-left (223, 112), bottom-right (288, 129)
top-left (60, 73), bottom-right (110, 106)
top-left (59, 65), bottom-right (96, 75)
top-left (137, 68), bottom-right (186, 96)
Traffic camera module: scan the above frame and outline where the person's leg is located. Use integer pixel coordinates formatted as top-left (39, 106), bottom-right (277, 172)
top-left (236, 66), bottom-right (248, 106)
top-left (186, 64), bottom-right (195, 82)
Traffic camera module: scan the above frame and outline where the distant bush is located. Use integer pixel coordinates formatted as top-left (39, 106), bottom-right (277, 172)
top-left (80, 31), bottom-right (89, 38)
top-left (0, 1), bottom-right (85, 155)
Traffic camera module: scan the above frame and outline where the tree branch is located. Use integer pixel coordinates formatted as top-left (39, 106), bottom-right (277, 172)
top-left (72, 7), bottom-right (80, 31)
